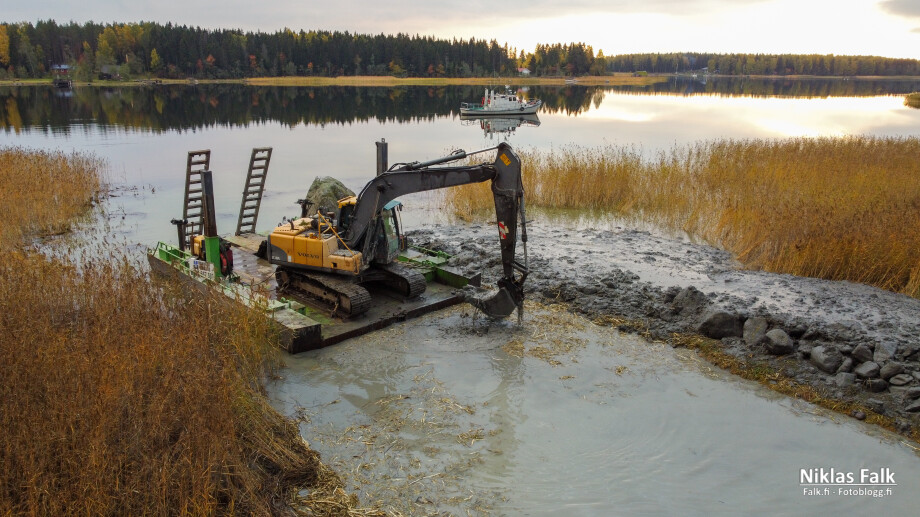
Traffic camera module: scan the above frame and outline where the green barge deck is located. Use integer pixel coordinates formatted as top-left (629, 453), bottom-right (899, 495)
top-left (148, 232), bottom-right (475, 354)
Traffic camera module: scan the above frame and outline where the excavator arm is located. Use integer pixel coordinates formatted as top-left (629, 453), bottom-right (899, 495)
top-left (343, 142), bottom-right (528, 319)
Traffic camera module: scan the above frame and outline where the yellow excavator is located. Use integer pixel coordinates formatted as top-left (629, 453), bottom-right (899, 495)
top-left (263, 142), bottom-right (529, 320)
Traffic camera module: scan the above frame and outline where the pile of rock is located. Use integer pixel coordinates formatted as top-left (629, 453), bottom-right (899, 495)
top-left (693, 303), bottom-right (920, 427)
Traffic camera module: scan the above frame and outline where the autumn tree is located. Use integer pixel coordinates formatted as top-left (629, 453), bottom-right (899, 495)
top-left (75, 40), bottom-right (94, 81)
top-left (0, 25), bottom-right (10, 68)
top-left (150, 48), bottom-right (162, 74)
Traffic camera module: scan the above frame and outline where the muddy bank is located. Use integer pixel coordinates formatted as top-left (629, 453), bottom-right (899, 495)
top-left (409, 221), bottom-right (920, 437)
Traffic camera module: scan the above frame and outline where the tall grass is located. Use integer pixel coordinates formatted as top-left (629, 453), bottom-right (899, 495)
top-left (0, 148), bottom-right (363, 515)
top-left (446, 137), bottom-right (920, 296)
top-left (0, 147), bottom-right (104, 243)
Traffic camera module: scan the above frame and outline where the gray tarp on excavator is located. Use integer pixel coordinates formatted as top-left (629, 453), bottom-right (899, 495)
top-left (301, 176), bottom-right (355, 217)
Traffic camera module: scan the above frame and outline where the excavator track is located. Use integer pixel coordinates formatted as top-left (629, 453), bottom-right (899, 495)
top-left (276, 268), bottom-right (372, 318)
top-left (373, 262), bottom-right (427, 299)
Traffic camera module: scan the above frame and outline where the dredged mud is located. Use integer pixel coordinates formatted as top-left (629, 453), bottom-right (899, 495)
top-left (409, 221), bottom-right (920, 436)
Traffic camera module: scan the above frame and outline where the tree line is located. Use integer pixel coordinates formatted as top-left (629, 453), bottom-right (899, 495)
top-left (1, 20), bottom-right (919, 80)
top-left (604, 52), bottom-right (920, 77)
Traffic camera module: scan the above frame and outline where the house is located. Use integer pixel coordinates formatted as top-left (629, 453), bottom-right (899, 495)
top-left (517, 67), bottom-right (531, 76)
top-left (51, 64), bottom-right (72, 88)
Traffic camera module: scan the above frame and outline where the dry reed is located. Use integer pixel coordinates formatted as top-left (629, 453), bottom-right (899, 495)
top-left (0, 147), bottom-right (369, 516)
top-left (0, 146), bottom-right (105, 243)
top-left (445, 137), bottom-right (920, 296)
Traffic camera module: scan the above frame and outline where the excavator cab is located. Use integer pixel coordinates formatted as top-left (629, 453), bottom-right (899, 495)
top-left (374, 200), bottom-right (405, 264)
top-left (338, 196), bottom-right (405, 265)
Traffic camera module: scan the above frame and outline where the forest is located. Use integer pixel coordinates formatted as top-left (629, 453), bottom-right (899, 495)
top-left (2, 20), bottom-right (919, 80)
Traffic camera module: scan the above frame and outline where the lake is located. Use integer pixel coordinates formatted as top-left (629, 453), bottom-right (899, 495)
top-left (3, 78), bottom-right (920, 514)
top-left (3, 78), bottom-right (919, 246)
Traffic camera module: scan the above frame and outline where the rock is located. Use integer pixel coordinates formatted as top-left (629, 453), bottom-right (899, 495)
top-left (797, 341), bottom-right (814, 358)
top-left (874, 340), bottom-right (899, 364)
top-left (851, 344), bottom-right (874, 364)
top-left (763, 328), bottom-right (795, 355)
top-left (835, 372), bottom-right (856, 387)
top-left (826, 322), bottom-right (860, 341)
top-left (888, 374), bottom-right (914, 387)
top-left (866, 379), bottom-right (889, 393)
top-left (838, 345), bottom-right (853, 355)
top-left (906, 387), bottom-right (920, 400)
top-left (786, 325), bottom-right (808, 339)
top-left (866, 398), bottom-right (886, 414)
top-left (300, 176), bottom-right (355, 216)
top-left (837, 357), bottom-right (853, 374)
top-left (743, 317), bottom-right (768, 346)
top-left (802, 328), bottom-right (824, 340)
top-left (854, 361), bottom-right (880, 379)
top-left (698, 311), bottom-right (742, 339)
top-left (672, 286), bottom-right (709, 316)
top-left (851, 409), bottom-right (867, 420)
top-left (809, 345), bottom-right (843, 373)
top-left (879, 362), bottom-right (904, 380)
top-left (905, 399), bottom-right (920, 413)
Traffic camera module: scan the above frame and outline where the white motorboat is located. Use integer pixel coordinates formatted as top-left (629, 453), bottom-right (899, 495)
top-left (460, 88), bottom-right (543, 116)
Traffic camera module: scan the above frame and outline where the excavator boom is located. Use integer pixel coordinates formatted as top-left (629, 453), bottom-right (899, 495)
top-left (342, 142), bottom-right (528, 319)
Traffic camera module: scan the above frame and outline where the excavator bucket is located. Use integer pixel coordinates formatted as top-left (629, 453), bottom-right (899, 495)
top-left (465, 278), bottom-right (524, 319)
top-left (467, 287), bottom-right (518, 319)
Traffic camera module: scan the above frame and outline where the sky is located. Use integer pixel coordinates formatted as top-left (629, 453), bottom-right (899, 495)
top-left (5, 0), bottom-right (920, 59)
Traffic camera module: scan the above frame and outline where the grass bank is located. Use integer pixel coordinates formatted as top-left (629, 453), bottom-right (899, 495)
top-left (446, 137), bottom-right (920, 296)
top-left (0, 148), bottom-right (370, 515)
top-left (0, 73), bottom-right (665, 88)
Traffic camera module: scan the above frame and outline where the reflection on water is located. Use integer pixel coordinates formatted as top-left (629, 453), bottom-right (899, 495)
top-left (270, 305), bottom-right (920, 515)
top-left (460, 113), bottom-right (541, 139)
top-left (611, 75), bottom-right (920, 98)
top-left (3, 77), bottom-right (920, 135)
top-left (0, 84), bottom-right (591, 134)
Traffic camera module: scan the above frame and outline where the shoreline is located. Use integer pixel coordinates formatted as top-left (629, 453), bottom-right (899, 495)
top-left (4, 73), bottom-right (919, 89)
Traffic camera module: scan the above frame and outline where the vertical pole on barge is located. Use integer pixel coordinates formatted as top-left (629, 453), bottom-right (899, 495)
top-left (201, 169), bottom-right (222, 279)
top-left (376, 138), bottom-right (388, 176)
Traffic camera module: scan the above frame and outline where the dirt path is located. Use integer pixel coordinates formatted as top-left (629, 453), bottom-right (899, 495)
top-left (409, 221), bottom-right (920, 437)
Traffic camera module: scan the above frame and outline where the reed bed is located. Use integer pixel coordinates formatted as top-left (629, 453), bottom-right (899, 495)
top-left (0, 146), bottom-right (105, 243)
top-left (0, 148), bottom-right (369, 516)
top-left (445, 137), bottom-right (920, 296)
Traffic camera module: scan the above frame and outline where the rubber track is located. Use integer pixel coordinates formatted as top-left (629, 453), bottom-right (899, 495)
top-left (277, 269), bottom-right (372, 317)
top-left (377, 263), bottom-right (427, 298)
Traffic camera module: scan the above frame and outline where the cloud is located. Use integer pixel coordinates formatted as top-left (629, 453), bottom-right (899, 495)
top-left (880, 0), bottom-right (920, 18)
top-left (4, 0), bottom-right (768, 33)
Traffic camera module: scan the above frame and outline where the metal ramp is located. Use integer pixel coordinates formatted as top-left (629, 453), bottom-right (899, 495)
top-left (235, 147), bottom-right (273, 235)
top-left (182, 150), bottom-right (211, 248)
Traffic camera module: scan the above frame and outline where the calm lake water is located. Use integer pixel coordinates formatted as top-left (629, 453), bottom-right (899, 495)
top-left (4, 78), bottom-right (920, 514)
top-left (3, 78), bottom-right (920, 245)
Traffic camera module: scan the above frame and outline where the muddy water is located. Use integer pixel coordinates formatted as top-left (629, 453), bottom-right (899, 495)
top-left (269, 304), bottom-right (920, 515)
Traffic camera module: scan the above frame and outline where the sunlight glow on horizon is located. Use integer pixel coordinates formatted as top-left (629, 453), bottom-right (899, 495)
top-left (576, 93), bottom-right (911, 139)
top-left (444, 0), bottom-right (920, 59)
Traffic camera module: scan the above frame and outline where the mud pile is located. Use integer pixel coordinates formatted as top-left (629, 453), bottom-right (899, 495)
top-left (409, 222), bottom-right (920, 436)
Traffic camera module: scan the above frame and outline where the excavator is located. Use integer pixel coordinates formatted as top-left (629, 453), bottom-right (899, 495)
top-left (263, 142), bottom-right (529, 320)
